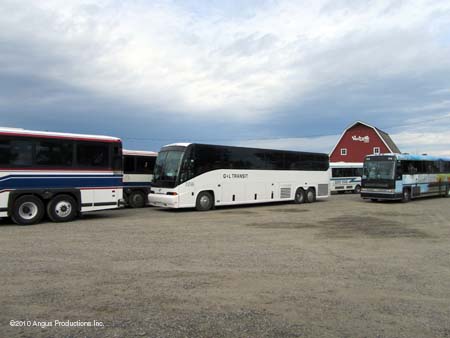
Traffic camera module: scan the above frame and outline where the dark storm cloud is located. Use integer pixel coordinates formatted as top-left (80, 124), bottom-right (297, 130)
top-left (0, 0), bottom-right (450, 154)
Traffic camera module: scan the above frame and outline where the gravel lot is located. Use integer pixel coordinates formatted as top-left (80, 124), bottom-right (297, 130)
top-left (1, 193), bottom-right (450, 338)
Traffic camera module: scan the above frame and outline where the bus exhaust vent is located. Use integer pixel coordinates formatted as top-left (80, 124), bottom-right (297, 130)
top-left (280, 187), bottom-right (291, 199)
top-left (318, 184), bottom-right (329, 196)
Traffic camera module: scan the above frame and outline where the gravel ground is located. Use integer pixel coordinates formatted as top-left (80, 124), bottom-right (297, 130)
top-left (1, 193), bottom-right (450, 338)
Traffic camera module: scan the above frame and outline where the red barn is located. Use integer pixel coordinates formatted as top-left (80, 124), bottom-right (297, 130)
top-left (330, 121), bottom-right (400, 163)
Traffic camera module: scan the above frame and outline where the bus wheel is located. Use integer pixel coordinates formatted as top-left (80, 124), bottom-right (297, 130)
top-left (402, 189), bottom-right (411, 203)
top-left (353, 185), bottom-right (361, 194)
top-left (294, 188), bottom-right (305, 204)
top-left (11, 195), bottom-right (45, 225)
top-left (306, 188), bottom-right (316, 203)
top-left (196, 191), bottom-right (213, 211)
top-left (128, 191), bottom-right (146, 208)
top-left (47, 195), bottom-right (77, 222)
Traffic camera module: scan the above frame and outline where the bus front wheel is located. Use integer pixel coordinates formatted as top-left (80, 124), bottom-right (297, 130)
top-left (196, 192), bottom-right (214, 211)
top-left (11, 195), bottom-right (45, 225)
top-left (294, 188), bottom-right (305, 204)
top-left (353, 185), bottom-right (361, 194)
top-left (47, 194), bottom-right (78, 222)
top-left (402, 189), bottom-right (411, 203)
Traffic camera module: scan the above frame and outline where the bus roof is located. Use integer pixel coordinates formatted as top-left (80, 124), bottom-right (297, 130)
top-left (123, 149), bottom-right (158, 156)
top-left (367, 153), bottom-right (450, 162)
top-left (330, 162), bottom-right (363, 168)
top-left (0, 127), bottom-right (121, 142)
top-left (163, 143), bottom-right (191, 148)
top-left (161, 143), bottom-right (328, 156)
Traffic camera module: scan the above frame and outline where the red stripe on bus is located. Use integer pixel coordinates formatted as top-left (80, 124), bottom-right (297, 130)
top-left (0, 168), bottom-right (117, 172)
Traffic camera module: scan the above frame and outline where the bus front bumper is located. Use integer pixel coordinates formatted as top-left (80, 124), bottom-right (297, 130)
top-left (148, 193), bottom-right (179, 208)
top-left (360, 188), bottom-right (401, 200)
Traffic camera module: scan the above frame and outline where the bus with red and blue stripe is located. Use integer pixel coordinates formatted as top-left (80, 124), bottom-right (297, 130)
top-left (0, 127), bottom-right (123, 225)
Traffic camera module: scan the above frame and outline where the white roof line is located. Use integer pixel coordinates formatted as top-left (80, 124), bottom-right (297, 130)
top-left (162, 143), bottom-right (191, 147)
top-left (0, 126), bottom-right (120, 141)
top-left (123, 149), bottom-right (158, 156)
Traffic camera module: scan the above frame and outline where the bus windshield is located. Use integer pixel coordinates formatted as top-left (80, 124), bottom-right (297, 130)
top-left (364, 160), bottom-right (395, 180)
top-left (153, 150), bottom-right (185, 187)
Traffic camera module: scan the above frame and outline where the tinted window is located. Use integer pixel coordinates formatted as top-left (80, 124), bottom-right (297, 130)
top-left (332, 168), bottom-right (361, 177)
top-left (0, 139), bottom-right (33, 167)
top-left (112, 143), bottom-right (122, 171)
top-left (425, 161), bottom-right (440, 174)
top-left (136, 156), bottom-right (155, 174)
top-left (440, 160), bottom-right (450, 173)
top-left (192, 145), bottom-right (328, 173)
top-left (124, 156), bottom-right (135, 173)
top-left (224, 148), bottom-right (266, 169)
top-left (76, 142), bottom-right (110, 168)
top-left (401, 160), bottom-right (418, 174)
top-left (194, 145), bottom-right (225, 175)
top-left (312, 154), bottom-right (329, 171)
top-left (265, 151), bottom-right (284, 170)
top-left (333, 168), bottom-right (359, 177)
top-left (35, 139), bottom-right (73, 167)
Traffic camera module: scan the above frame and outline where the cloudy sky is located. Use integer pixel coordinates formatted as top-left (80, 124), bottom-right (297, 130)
top-left (1, 0), bottom-right (450, 155)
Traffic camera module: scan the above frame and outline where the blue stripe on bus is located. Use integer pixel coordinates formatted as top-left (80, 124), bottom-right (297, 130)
top-left (0, 174), bottom-right (122, 190)
top-left (330, 177), bottom-right (361, 182)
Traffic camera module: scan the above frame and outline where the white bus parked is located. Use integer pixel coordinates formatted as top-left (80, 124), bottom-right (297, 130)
top-left (0, 127), bottom-right (123, 225)
top-left (122, 149), bottom-right (157, 208)
top-left (148, 143), bottom-right (330, 210)
top-left (330, 162), bottom-right (363, 194)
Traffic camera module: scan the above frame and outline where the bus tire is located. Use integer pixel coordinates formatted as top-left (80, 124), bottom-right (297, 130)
top-left (128, 191), bottom-right (146, 208)
top-left (294, 188), bottom-right (305, 204)
top-left (47, 194), bottom-right (78, 222)
top-left (306, 188), bottom-right (316, 203)
top-left (11, 195), bottom-right (45, 225)
top-left (196, 191), bottom-right (214, 211)
top-left (353, 185), bottom-right (361, 194)
top-left (402, 188), bottom-right (411, 203)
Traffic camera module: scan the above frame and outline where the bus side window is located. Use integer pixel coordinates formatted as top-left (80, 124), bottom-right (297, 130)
top-left (395, 161), bottom-right (402, 179)
top-left (124, 156), bottom-right (135, 173)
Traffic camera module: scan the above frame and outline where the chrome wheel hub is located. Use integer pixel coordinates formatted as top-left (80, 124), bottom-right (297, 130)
top-left (199, 195), bottom-right (210, 208)
top-left (55, 201), bottom-right (72, 218)
top-left (19, 202), bottom-right (38, 220)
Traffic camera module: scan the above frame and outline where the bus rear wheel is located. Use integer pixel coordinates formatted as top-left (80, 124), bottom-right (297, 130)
top-left (128, 191), bottom-right (146, 208)
top-left (11, 195), bottom-right (45, 225)
top-left (47, 195), bottom-right (78, 222)
top-left (196, 191), bottom-right (214, 211)
top-left (294, 188), bottom-right (305, 204)
top-left (306, 188), bottom-right (316, 203)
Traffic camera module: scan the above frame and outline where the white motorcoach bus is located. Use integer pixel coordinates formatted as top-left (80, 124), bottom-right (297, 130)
top-left (148, 143), bottom-right (330, 211)
top-left (0, 127), bottom-right (123, 225)
top-left (122, 149), bottom-right (157, 208)
top-left (330, 162), bottom-right (363, 194)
